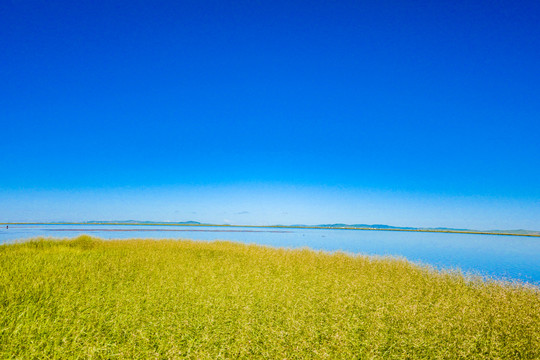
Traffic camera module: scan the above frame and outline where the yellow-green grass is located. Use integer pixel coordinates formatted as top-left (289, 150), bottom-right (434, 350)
top-left (1, 236), bottom-right (539, 359)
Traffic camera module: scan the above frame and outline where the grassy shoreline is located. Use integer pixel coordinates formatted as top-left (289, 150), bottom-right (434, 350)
top-left (1, 236), bottom-right (539, 358)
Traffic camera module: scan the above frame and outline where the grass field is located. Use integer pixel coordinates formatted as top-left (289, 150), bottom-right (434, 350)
top-left (1, 236), bottom-right (539, 359)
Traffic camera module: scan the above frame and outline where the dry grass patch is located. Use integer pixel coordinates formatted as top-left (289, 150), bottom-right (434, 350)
top-left (1, 236), bottom-right (539, 359)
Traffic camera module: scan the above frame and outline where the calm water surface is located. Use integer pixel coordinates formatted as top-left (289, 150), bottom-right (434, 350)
top-left (1, 224), bottom-right (539, 285)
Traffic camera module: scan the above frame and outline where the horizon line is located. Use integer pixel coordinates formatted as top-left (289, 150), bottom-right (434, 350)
top-left (1, 222), bottom-right (539, 237)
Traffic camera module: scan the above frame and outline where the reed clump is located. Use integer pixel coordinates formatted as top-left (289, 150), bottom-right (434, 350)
top-left (1, 236), bottom-right (539, 359)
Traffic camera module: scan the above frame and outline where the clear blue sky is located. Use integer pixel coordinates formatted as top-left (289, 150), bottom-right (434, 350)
top-left (1, 0), bottom-right (539, 229)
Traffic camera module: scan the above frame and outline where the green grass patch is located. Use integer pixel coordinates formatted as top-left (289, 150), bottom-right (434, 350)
top-left (1, 236), bottom-right (539, 359)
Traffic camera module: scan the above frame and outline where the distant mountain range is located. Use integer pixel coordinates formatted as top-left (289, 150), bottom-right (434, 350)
top-left (78, 221), bottom-right (540, 236)
top-left (310, 224), bottom-right (540, 235)
top-left (3, 220), bottom-right (538, 236)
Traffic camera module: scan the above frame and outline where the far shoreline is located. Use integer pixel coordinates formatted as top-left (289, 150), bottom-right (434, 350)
top-left (1, 222), bottom-right (539, 237)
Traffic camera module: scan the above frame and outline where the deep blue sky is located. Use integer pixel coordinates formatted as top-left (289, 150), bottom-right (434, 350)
top-left (1, 0), bottom-right (539, 229)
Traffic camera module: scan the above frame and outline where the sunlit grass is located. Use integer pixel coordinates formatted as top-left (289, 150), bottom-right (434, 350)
top-left (1, 236), bottom-right (539, 359)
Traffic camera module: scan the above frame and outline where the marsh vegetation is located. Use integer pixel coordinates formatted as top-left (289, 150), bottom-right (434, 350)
top-left (1, 236), bottom-right (539, 359)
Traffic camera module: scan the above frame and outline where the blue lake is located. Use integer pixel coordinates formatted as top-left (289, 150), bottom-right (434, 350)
top-left (1, 224), bottom-right (539, 285)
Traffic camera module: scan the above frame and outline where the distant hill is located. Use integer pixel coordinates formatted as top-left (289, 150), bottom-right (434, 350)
top-left (312, 224), bottom-right (540, 236)
top-left (4, 220), bottom-right (537, 236)
top-left (315, 224), bottom-right (416, 230)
